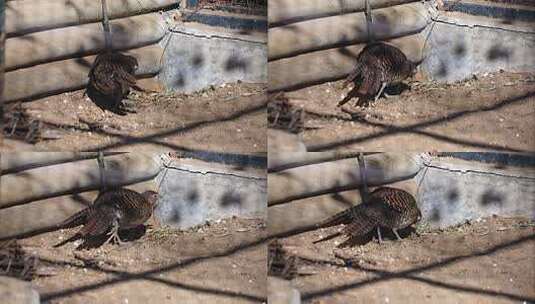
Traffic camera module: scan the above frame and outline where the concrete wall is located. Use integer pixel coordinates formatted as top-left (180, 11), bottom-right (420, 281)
top-left (421, 12), bottom-right (535, 82)
top-left (155, 156), bottom-right (267, 229)
top-left (416, 157), bottom-right (535, 228)
top-left (0, 152), bottom-right (267, 240)
top-left (159, 23), bottom-right (267, 93)
top-left (266, 153), bottom-right (535, 236)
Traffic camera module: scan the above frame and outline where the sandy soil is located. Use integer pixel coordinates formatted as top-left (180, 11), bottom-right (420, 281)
top-left (18, 218), bottom-right (267, 304)
top-left (278, 71), bottom-right (535, 152)
top-left (3, 82), bottom-right (267, 153)
top-left (272, 216), bottom-right (535, 304)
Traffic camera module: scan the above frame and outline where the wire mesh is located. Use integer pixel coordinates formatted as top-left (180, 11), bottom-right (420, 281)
top-left (194, 0), bottom-right (267, 15)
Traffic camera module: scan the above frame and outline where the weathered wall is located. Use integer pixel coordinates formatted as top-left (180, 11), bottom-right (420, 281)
top-left (268, 0), bottom-right (535, 90)
top-left (0, 153), bottom-right (162, 240)
top-left (159, 24), bottom-right (267, 93)
top-left (416, 157), bottom-right (535, 228)
top-left (155, 155), bottom-right (267, 228)
top-left (267, 153), bottom-right (535, 237)
top-left (4, 0), bottom-right (267, 100)
top-left (421, 11), bottom-right (535, 82)
top-left (268, 1), bottom-right (430, 92)
top-left (0, 152), bottom-right (267, 240)
top-left (3, 0), bottom-right (170, 102)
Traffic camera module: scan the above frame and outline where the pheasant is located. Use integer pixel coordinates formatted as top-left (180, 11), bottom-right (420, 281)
top-left (54, 188), bottom-right (159, 247)
top-left (338, 42), bottom-right (417, 107)
top-left (85, 0), bottom-right (140, 115)
top-left (313, 187), bottom-right (421, 244)
top-left (85, 52), bottom-right (139, 115)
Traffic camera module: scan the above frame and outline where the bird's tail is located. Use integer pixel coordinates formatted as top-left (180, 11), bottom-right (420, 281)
top-left (342, 215), bottom-right (378, 237)
top-left (315, 206), bottom-right (360, 229)
top-left (57, 208), bottom-right (90, 230)
top-left (313, 205), bottom-right (378, 244)
top-left (342, 63), bottom-right (363, 88)
top-left (312, 231), bottom-right (342, 244)
top-left (53, 233), bottom-right (81, 248)
top-left (357, 71), bottom-right (379, 97)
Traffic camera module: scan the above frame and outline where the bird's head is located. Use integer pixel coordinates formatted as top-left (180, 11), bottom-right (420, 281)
top-left (416, 208), bottom-right (423, 223)
top-left (143, 190), bottom-right (159, 209)
top-left (407, 60), bottom-right (418, 78)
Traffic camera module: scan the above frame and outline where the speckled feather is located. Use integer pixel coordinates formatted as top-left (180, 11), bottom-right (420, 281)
top-left (55, 188), bottom-right (157, 246)
top-left (87, 52), bottom-right (138, 105)
top-left (316, 187), bottom-right (421, 239)
top-left (339, 42), bottom-right (416, 105)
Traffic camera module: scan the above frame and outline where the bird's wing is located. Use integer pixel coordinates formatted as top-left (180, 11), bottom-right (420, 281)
top-left (343, 62), bottom-right (363, 87)
top-left (342, 205), bottom-right (380, 236)
top-left (357, 70), bottom-right (379, 96)
top-left (57, 208), bottom-right (90, 229)
top-left (78, 206), bottom-right (116, 237)
top-left (370, 187), bottom-right (414, 213)
top-left (316, 205), bottom-right (361, 229)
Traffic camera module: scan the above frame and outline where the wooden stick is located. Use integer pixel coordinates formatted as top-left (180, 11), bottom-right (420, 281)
top-left (102, 0), bottom-right (112, 50)
top-left (365, 0), bottom-right (374, 42)
top-left (357, 152), bottom-right (369, 203)
top-left (268, 152), bottom-right (379, 172)
top-left (268, 153), bottom-right (424, 206)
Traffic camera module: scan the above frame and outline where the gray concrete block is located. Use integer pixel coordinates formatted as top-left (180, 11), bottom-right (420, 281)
top-left (422, 12), bottom-right (535, 82)
top-left (0, 277), bottom-right (40, 304)
top-left (159, 24), bottom-right (267, 93)
top-left (416, 158), bottom-right (535, 228)
top-left (155, 157), bottom-right (267, 228)
top-left (268, 277), bottom-right (301, 304)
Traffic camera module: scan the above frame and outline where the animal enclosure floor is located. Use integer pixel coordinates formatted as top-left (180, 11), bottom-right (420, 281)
top-left (272, 216), bottom-right (535, 304)
top-left (19, 218), bottom-right (267, 304)
top-left (280, 71), bottom-right (535, 152)
top-left (3, 83), bottom-right (266, 153)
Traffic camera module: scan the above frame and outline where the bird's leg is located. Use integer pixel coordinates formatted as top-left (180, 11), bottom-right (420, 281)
top-left (118, 99), bottom-right (137, 114)
top-left (121, 99), bottom-right (136, 108)
top-left (376, 227), bottom-right (383, 244)
top-left (103, 220), bottom-right (124, 246)
top-left (9, 115), bottom-right (19, 136)
top-left (353, 97), bottom-right (362, 107)
top-left (374, 82), bottom-right (387, 102)
top-left (392, 229), bottom-right (403, 241)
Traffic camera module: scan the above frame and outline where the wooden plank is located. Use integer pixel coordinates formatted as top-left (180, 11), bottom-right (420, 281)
top-left (6, 0), bottom-right (176, 36)
top-left (268, 33), bottom-right (425, 92)
top-left (4, 44), bottom-right (163, 103)
top-left (268, 2), bottom-right (429, 60)
top-left (6, 13), bottom-right (166, 71)
top-left (268, 153), bottom-right (424, 206)
top-left (0, 153), bottom-right (162, 209)
top-left (269, 0), bottom-right (419, 26)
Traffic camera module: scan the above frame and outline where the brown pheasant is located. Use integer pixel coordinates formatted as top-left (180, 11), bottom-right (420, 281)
top-left (85, 52), bottom-right (139, 115)
top-left (54, 188), bottom-right (158, 247)
top-left (85, 0), bottom-right (140, 115)
top-left (338, 42), bottom-right (417, 107)
top-left (313, 187), bottom-right (421, 244)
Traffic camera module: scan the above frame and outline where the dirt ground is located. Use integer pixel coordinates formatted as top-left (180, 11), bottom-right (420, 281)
top-left (271, 216), bottom-right (535, 304)
top-left (279, 71), bottom-right (535, 152)
top-left (2, 82), bottom-right (266, 153)
top-left (16, 218), bottom-right (267, 304)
